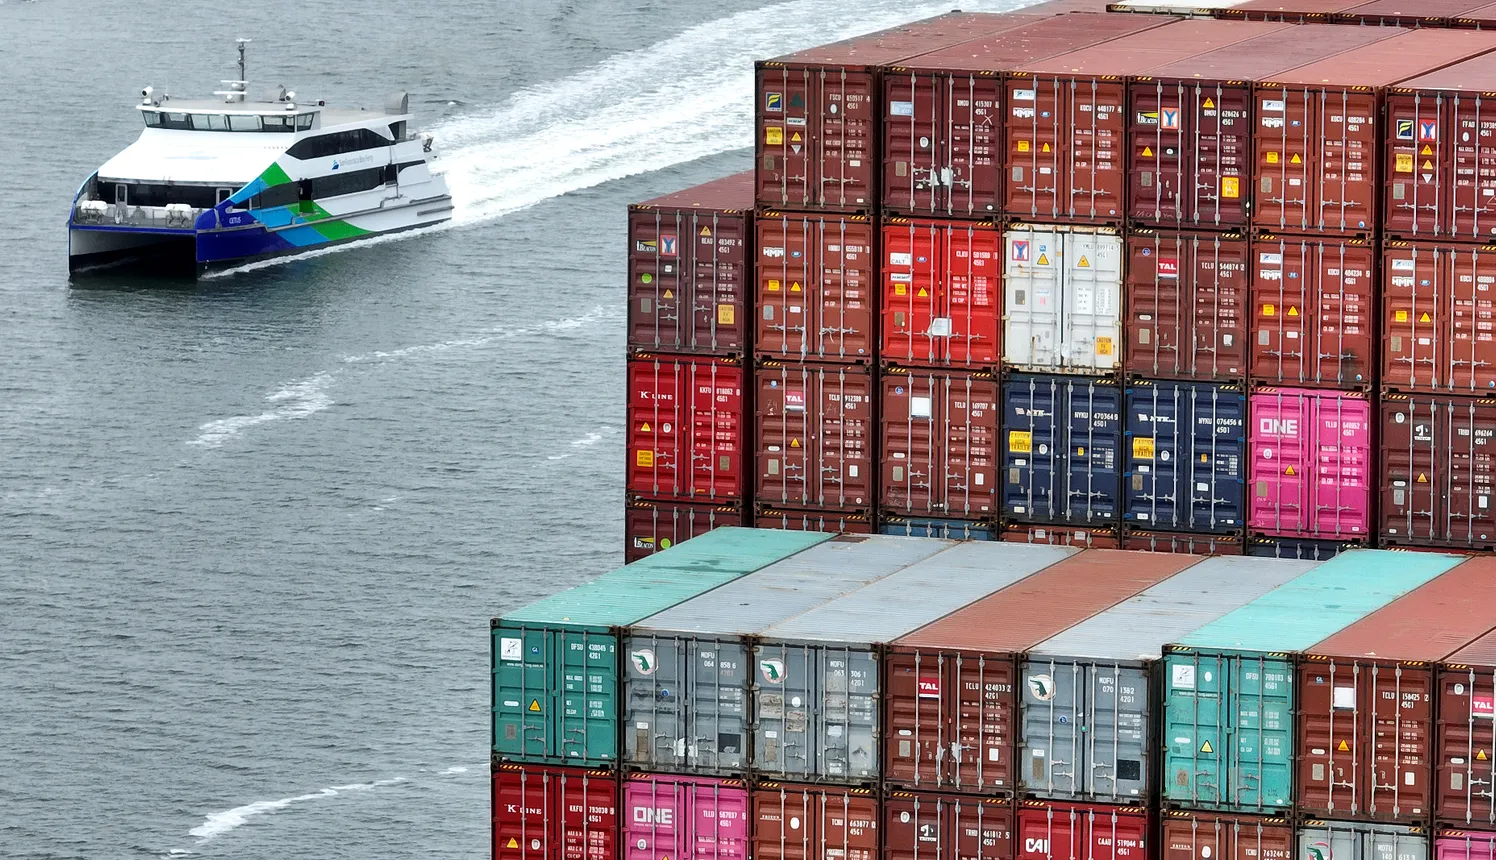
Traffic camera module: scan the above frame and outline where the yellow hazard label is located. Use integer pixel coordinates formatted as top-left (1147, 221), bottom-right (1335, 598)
top-left (1288, 306), bottom-right (1299, 317)
top-left (700, 226), bottom-right (712, 237)
top-left (790, 281), bottom-right (802, 292)
top-left (766, 127), bottom-right (783, 146)
top-left (1042, 142), bottom-right (1051, 153)
top-left (789, 438), bottom-right (801, 449)
top-left (1201, 454), bottom-right (1209, 463)
top-left (1097, 336), bottom-right (1114, 357)
top-left (895, 284), bottom-right (907, 296)
top-left (1201, 740), bottom-right (1214, 754)
top-left (768, 279), bottom-right (781, 292)
top-left (917, 287), bottom-right (929, 297)
top-left (1423, 144), bottom-right (1434, 156)
top-left (1396, 310), bottom-right (1409, 322)
top-left (508, 838), bottom-right (520, 849)
top-left (791, 132), bottom-right (802, 143)
top-left (636, 450), bottom-right (654, 468)
top-left (1222, 177), bottom-right (1240, 199)
top-left (1143, 146), bottom-right (1154, 158)
top-left (1418, 473), bottom-right (1429, 484)
top-left (1424, 160), bottom-right (1435, 171)
top-left (1018, 140), bottom-right (1031, 153)
top-left (529, 699), bottom-right (542, 712)
top-left (1263, 304), bottom-right (1276, 317)
top-left (1421, 312), bottom-right (1433, 323)
top-left (1037, 253), bottom-right (1050, 266)
top-left (662, 289), bottom-right (674, 300)
top-left (1078, 255), bottom-right (1091, 268)
top-left (718, 304), bottom-right (735, 325)
top-left (1077, 446), bottom-right (1086, 457)
top-left (1396, 153), bottom-right (1414, 174)
top-left (1009, 430), bottom-right (1033, 454)
top-left (1286, 465), bottom-right (1297, 476)
top-left (1291, 153), bottom-right (1302, 164)
top-left (1203, 97), bottom-right (1216, 109)
top-left (640, 422), bottom-right (652, 433)
top-left (1133, 437), bottom-right (1156, 460)
top-left (1267, 152), bottom-right (1280, 165)
top-left (1480, 750), bottom-right (1489, 761)
top-left (1338, 739), bottom-right (1350, 752)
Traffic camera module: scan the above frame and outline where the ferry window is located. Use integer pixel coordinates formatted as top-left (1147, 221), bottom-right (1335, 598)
top-left (286, 129), bottom-right (390, 160)
top-left (262, 115), bottom-right (292, 132)
top-left (308, 166), bottom-right (388, 199)
top-left (296, 114), bottom-right (314, 131)
top-left (142, 111), bottom-right (161, 128)
top-left (190, 113), bottom-right (216, 131)
top-left (256, 182), bottom-right (299, 209)
top-left (208, 114), bottom-right (228, 131)
top-left (228, 114), bottom-right (262, 132)
top-left (161, 112), bottom-right (192, 129)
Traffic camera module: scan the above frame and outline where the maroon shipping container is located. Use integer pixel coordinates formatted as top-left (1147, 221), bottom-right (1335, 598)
top-left (624, 499), bottom-right (742, 563)
top-left (1015, 801), bottom-right (1149, 860)
top-left (1459, 5), bottom-right (1496, 27)
top-left (1252, 30), bottom-right (1496, 236)
top-left (756, 13), bottom-right (1049, 214)
top-left (627, 356), bottom-right (745, 503)
top-left (1338, 0), bottom-right (1496, 24)
top-left (1388, 54), bottom-right (1496, 242)
top-left (1249, 235), bottom-right (1375, 390)
top-left (884, 793), bottom-right (1013, 860)
top-left (1003, 524), bottom-right (1121, 548)
top-left (1128, 24), bottom-right (1400, 229)
top-left (1006, 19), bottom-right (1281, 225)
top-left (1381, 394), bottom-right (1496, 550)
top-left (753, 783), bottom-right (878, 860)
top-left (1123, 530), bottom-right (1244, 555)
top-left (1432, 562), bottom-right (1496, 825)
top-left (880, 13), bottom-right (1173, 218)
top-left (492, 764), bottom-right (618, 860)
top-left (1125, 229), bottom-right (1250, 381)
top-left (755, 212), bottom-right (876, 363)
top-left (1213, 0), bottom-right (1365, 21)
top-left (880, 367), bottom-right (1000, 519)
top-left (881, 219), bottom-right (1002, 370)
top-left (885, 550), bottom-right (1199, 792)
top-left (754, 507), bottom-right (874, 534)
top-left (1161, 811), bottom-right (1294, 860)
top-left (628, 173), bottom-right (751, 357)
top-left (755, 363), bottom-right (874, 513)
top-left (1298, 557), bottom-right (1496, 823)
top-left (1382, 243), bottom-right (1496, 394)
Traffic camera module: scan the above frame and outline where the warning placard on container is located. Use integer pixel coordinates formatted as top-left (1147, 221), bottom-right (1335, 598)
top-left (1133, 437), bottom-right (1156, 460)
top-left (1009, 430), bottom-right (1032, 454)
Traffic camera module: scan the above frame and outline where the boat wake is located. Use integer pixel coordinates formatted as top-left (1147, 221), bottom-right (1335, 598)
top-left (187, 372), bottom-right (336, 448)
top-left (187, 777), bottom-right (409, 845)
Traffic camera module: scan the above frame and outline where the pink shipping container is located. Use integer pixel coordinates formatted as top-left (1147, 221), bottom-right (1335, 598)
top-left (1248, 387), bottom-right (1372, 542)
top-left (624, 774), bottom-right (750, 860)
top-left (1437, 833), bottom-right (1496, 860)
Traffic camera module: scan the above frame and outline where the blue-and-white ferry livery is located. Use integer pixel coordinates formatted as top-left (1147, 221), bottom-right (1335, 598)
top-left (69, 40), bottom-right (452, 273)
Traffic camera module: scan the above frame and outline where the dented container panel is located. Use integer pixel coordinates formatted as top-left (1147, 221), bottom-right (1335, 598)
top-left (1125, 230), bottom-right (1250, 382)
top-left (755, 213), bottom-right (876, 362)
top-left (1124, 380), bottom-right (1247, 534)
top-left (627, 357), bottom-right (745, 504)
top-left (881, 368), bottom-right (1001, 518)
top-left (1015, 802), bottom-right (1149, 860)
top-left (1249, 236), bottom-right (1375, 390)
top-left (1381, 244), bottom-right (1496, 395)
top-left (752, 784), bottom-right (878, 860)
top-left (1380, 394), bottom-right (1496, 550)
top-left (1004, 225), bottom-right (1124, 373)
top-left (882, 219), bottom-right (1003, 369)
top-left (1003, 374), bottom-right (1123, 527)
top-left (625, 500), bottom-right (742, 563)
top-left (1247, 388), bottom-right (1372, 541)
top-left (492, 764), bottom-right (619, 860)
top-left (623, 775), bottom-right (749, 860)
top-left (756, 364), bottom-right (875, 513)
top-left (884, 794), bottom-right (1014, 860)
top-left (1161, 811), bottom-right (1294, 860)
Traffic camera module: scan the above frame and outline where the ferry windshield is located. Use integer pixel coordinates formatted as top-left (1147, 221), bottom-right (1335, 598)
top-left (141, 111), bottom-right (314, 132)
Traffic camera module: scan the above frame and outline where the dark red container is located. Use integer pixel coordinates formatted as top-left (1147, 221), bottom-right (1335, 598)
top-left (1380, 394), bottom-right (1496, 550)
top-left (753, 507), bottom-right (874, 534)
top-left (1160, 811), bottom-right (1293, 860)
top-left (624, 500), bottom-right (742, 563)
top-left (1002, 524), bottom-right (1120, 548)
top-left (753, 783), bottom-right (878, 860)
top-left (1123, 530), bottom-right (1244, 555)
top-left (1382, 243), bottom-right (1496, 394)
top-left (1249, 235), bottom-right (1375, 390)
top-left (755, 362), bottom-right (875, 513)
top-left (1126, 229), bottom-right (1250, 381)
top-left (884, 793), bottom-right (1013, 860)
top-left (881, 219), bottom-right (1002, 370)
top-left (1213, 0), bottom-right (1365, 21)
top-left (1437, 594), bottom-right (1496, 827)
top-left (880, 366), bottom-right (1000, 519)
top-left (1015, 801), bottom-right (1149, 860)
top-left (627, 356), bottom-right (745, 504)
top-left (1338, 0), bottom-right (1496, 24)
top-left (755, 212), bottom-right (875, 363)
top-left (879, 13), bottom-right (1173, 218)
top-left (755, 13), bottom-right (1048, 214)
top-left (628, 173), bottom-right (752, 357)
top-left (1387, 55), bottom-right (1496, 242)
top-left (492, 763), bottom-right (618, 860)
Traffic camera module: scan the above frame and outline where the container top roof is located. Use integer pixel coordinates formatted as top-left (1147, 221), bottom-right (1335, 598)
top-left (1458, 2), bottom-right (1496, 24)
top-left (1265, 29), bottom-right (1496, 87)
top-left (1396, 48), bottom-right (1496, 93)
top-left (632, 170), bottom-right (753, 213)
top-left (1342, 0), bottom-right (1492, 19)
top-left (1446, 562), bottom-right (1496, 667)
top-left (889, 13), bottom-right (1174, 74)
top-left (1222, 0), bottom-right (1365, 14)
top-left (631, 534), bottom-right (953, 636)
top-left (1174, 549), bottom-right (1465, 653)
top-left (1141, 22), bottom-right (1401, 83)
top-left (1019, 18), bottom-right (1286, 77)
top-left (757, 541), bottom-right (1078, 644)
top-left (763, 11), bottom-right (1048, 69)
top-left (497, 528), bottom-right (830, 629)
top-left (1106, 1), bottom-right (1249, 11)
top-left (896, 549), bottom-right (1202, 651)
top-left (1031, 555), bottom-right (1319, 662)
top-left (1307, 556), bottom-right (1496, 662)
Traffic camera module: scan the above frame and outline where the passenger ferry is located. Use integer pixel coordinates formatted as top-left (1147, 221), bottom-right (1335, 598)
top-left (68, 40), bottom-right (453, 273)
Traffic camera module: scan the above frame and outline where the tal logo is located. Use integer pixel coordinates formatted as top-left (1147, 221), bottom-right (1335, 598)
top-left (917, 676), bottom-right (941, 699)
top-left (1157, 258), bottom-right (1179, 278)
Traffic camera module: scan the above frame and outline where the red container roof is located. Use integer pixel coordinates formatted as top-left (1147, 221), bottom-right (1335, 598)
top-left (764, 12), bottom-right (1048, 69)
top-left (1458, 2), bottom-right (1496, 23)
top-left (1307, 556), bottom-right (1496, 662)
top-left (1443, 562), bottom-right (1496, 668)
top-left (889, 12), bottom-right (1174, 73)
top-left (1226, 0), bottom-right (1366, 14)
top-left (633, 171), bottom-right (754, 212)
top-left (1396, 50), bottom-right (1496, 93)
top-left (1342, 0), bottom-right (1490, 19)
top-left (1141, 22), bottom-right (1400, 83)
top-left (1266, 29), bottom-right (1496, 87)
top-left (1019, 18), bottom-right (1286, 77)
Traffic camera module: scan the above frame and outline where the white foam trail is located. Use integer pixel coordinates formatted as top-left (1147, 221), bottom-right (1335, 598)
top-left (547, 426), bottom-right (620, 461)
top-left (188, 777), bottom-right (406, 844)
top-left (439, 766), bottom-right (468, 775)
top-left (187, 372), bottom-right (335, 447)
top-left (340, 303), bottom-right (616, 364)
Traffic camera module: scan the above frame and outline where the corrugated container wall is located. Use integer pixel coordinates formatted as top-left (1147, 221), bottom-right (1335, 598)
top-left (882, 516), bottom-right (996, 540)
top-left (1436, 593), bottom-right (1496, 826)
top-left (492, 764), bottom-right (618, 860)
top-left (1161, 811), bottom-right (1295, 860)
top-left (880, 367), bottom-right (1000, 520)
top-left (625, 500), bottom-right (741, 563)
top-left (1296, 821), bottom-right (1428, 860)
top-left (1125, 531), bottom-right (1244, 555)
top-left (1438, 833), bottom-right (1496, 860)
top-left (1298, 555), bottom-right (1496, 823)
top-left (1015, 801), bottom-right (1149, 860)
top-left (755, 508), bottom-right (874, 534)
top-left (753, 783), bottom-right (878, 860)
top-left (1004, 523), bottom-right (1121, 548)
top-left (886, 549), bottom-right (1199, 794)
top-left (627, 356), bottom-right (745, 503)
top-left (753, 541), bottom-right (1079, 784)
top-left (1125, 230), bottom-right (1250, 382)
top-left (755, 212), bottom-right (875, 363)
top-left (1248, 388), bottom-right (1372, 542)
top-left (491, 528), bottom-right (830, 766)
top-left (1004, 374), bottom-right (1123, 527)
top-left (1020, 556), bottom-right (1314, 803)
top-left (884, 793), bottom-right (1013, 860)
top-left (881, 219), bottom-right (1002, 370)
top-left (1163, 549), bottom-right (1463, 813)
top-left (1248, 536), bottom-right (1358, 560)
top-left (1123, 380), bottom-right (1246, 535)
top-left (755, 363), bottom-right (875, 514)
top-left (628, 172), bottom-right (752, 356)
top-left (1381, 394), bottom-right (1496, 550)
top-left (1381, 243), bottom-right (1496, 395)
top-left (1249, 235), bottom-right (1375, 390)
top-left (1004, 225), bottom-right (1123, 373)
top-left (622, 774), bottom-right (749, 860)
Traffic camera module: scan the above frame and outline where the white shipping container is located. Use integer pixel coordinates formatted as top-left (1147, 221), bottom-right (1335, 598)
top-left (1003, 224), bottom-right (1123, 373)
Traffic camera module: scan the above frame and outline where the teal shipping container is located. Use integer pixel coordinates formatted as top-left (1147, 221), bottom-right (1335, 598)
top-left (490, 527), bottom-right (830, 767)
top-left (1162, 549), bottom-right (1465, 814)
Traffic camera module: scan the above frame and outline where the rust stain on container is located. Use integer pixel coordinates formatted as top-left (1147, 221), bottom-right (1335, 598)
top-left (880, 367), bottom-right (1000, 519)
top-left (1249, 235), bottom-right (1375, 389)
top-left (755, 363), bottom-right (874, 513)
top-left (1125, 229), bottom-right (1250, 381)
top-left (755, 212), bottom-right (875, 363)
top-left (1380, 394), bottom-right (1496, 550)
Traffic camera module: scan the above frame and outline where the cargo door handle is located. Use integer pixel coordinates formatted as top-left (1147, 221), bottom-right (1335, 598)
top-left (947, 742), bottom-right (963, 763)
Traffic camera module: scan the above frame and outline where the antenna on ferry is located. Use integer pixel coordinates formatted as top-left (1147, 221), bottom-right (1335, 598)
top-left (214, 38), bottom-right (252, 103)
top-left (237, 37), bottom-right (250, 87)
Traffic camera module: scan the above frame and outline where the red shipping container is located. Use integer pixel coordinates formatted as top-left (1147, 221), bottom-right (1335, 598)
top-left (1248, 388), bottom-right (1373, 542)
top-left (1381, 394), bottom-right (1496, 550)
top-left (624, 500), bottom-right (742, 563)
top-left (754, 507), bottom-right (874, 534)
top-left (492, 764), bottom-right (618, 860)
top-left (628, 173), bottom-right (751, 357)
top-left (1002, 524), bottom-right (1120, 548)
top-left (1006, 19), bottom-right (1279, 225)
top-left (753, 783), bottom-right (878, 860)
top-left (880, 367), bottom-right (1000, 519)
top-left (755, 212), bottom-right (875, 363)
top-left (756, 13), bottom-right (1048, 214)
top-left (884, 793), bottom-right (1013, 860)
top-left (881, 219), bottom-right (1002, 369)
top-left (623, 774), bottom-right (749, 860)
top-left (1460, 6), bottom-right (1496, 27)
top-left (886, 551), bottom-right (1198, 792)
top-left (1433, 572), bottom-right (1496, 826)
top-left (1252, 30), bottom-right (1496, 236)
top-left (1382, 243), bottom-right (1496, 394)
top-left (628, 357), bottom-right (744, 503)
top-left (1338, 0), bottom-right (1496, 25)
top-left (1015, 801), bottom-right (1148, 860)
top-left (1126, 229), bottom-right (1250, 381)
top-left (1213, 0), bottom-right (1365, 21)
top-left (756, 363), bottom-right (874, 513)
top-left (1387, 54), bottom-right (1496, 241)
top-left (1161, 811), bottom-right (1293, 860)
top-left (1250, 235), bottom-right (1375, 389)
top-left (880, 13), bottom-right (1172, 218)
top-left (1123, 531), bottom-right (1244, 555)
top-left (1299, 556), bottom-right (1494, 823)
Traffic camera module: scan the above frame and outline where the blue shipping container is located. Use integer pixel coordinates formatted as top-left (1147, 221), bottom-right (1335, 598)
top-left (1124, 380), bottom-right (1245, 533)
top-left (880, 517), bottom-right (994, 540)
top-left (1003, 374), bottom-right (1122, 525)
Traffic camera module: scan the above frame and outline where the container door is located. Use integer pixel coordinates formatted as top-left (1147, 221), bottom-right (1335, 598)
top-left (1308, 393), bottom-right (1372, 539)
top-left (1007, 78), bottom-right (1064, 219)
top-left (754, 643), bottom-right (817, 779)
top-left (625, 634), bottom-right (691, 767)
top-left (627, 208), bottom-right (746, 355)
top-left (944, 223), bottom-right (1002, 368)
top-left (693, 639), bottom-right (752, 773)
top-left (1317, 90), bottom-right (1378, 234)
top-left (1382, 244), bottom-right (1448, 392)
top-left (1367, 664), bottom-right (1434, 818)
top-left (559, 629), bottom-right (619, 765)
top-left (1365, 827), bottom-right (1429, 860)
top-left (1452, 94), bottom-right (1496, 242)
top-left (1380, 396), bottom-right (1441, 545)
top-left (1125, 382), bottom-right (1185, 531)
top-left (1298, 660), bottom-right (1363, 816)
top-left (1192, 235), bottom-right (1251, 379)
top-left (821, 647), bottom-right (880, 781)
top-left (1192, 82), bottom-right (1252, 228)
top-left (1021, 658), bottom-right (1085, 799)
top-left (881, 373), bottom-right (941, 515)
top-left (946, 74), bottom-right (1004, 218)
top-left (493, 766), bottom-right (553, 860)
top-left (1005, 227), bottom-right (1063, 369)
top-left (883, 73), bottom-right (943, 214)
top-left (691, 781), bottom-right (751, 860)
top-left (885, 648), bottom-right (950, 789)
top-left (1386, 93), bottom-right (1449, 240)
top-left (1447, 247), bottom-right (1496, 393)
top-left (1091, 664), bottom-right (1150, 803)
top-left (824, 790), bottom-right (880, 860)
top-left (628, 208), bottom-right (681, 353)
top-left (1005, 375), bottom-right (1061, 523)
top-left (1126, 232), bottom-right (1189, 377)
top-left (1298, 823), bottom-right (1360, 860)
top-left (757, 69), bottom-right (813, 210)
top-left (494, 625), bottom-right (555, 760)
top-left (1187, 384), bottom-right (1247, 532)
top-left (816, 216), bottom-right (875, 361)
top-left (884, 793), bottom-right (951, 860)
top-left (563, 768), bottom-right (619, 860)
top-left (1068, 79), bottom-right (1127, 222)
top-left (626, 359), bottom-right (744, 502)
top-left (883, 221), bottom-right (944, 366)
top-left (1129, 81), bottom-right (1189, 226)
top-left (1164, 652), bottom-right (1227, 806)
top-left (755, 365), bottom-right (874, 512)
top-left (1064, 381), bottom-right (1123, 523)
top-left (952, 651), bottom-right (1017, 793)
top-left (1442, 396), bottom-right (1496, 547)
top-left (1251, 240), bottom-right (1313, 386)
top-left (625, 778), bottom-right (690, 860)
top-left (1062, 230), bottom-right (1123, 372)
top-left (817, 69), bottom-right (876, 211)
top-left (1436, 835), bottom-right (1496, 860)
top-left (1253, 87), bottom-right (1314, 232)
top-left (752, 786), bottom-right (814, 860)
top-left (1232, 654), bottom-right (1294, 811)
top-left (943, 374), bottom-right (1001, 518)
top-left (756, 215), bottom-right (816, 359)
top-left (1016, 802), bottom-right (1085, 860)
top-left (1313, 241), bottom-right (1376, 388)
top-left (955, 798), bottom-right (1013, 860)
top-left (1437, 667), bottom-right (1496, 825)
top-left (1249, 390), bottom-right (1313, 536)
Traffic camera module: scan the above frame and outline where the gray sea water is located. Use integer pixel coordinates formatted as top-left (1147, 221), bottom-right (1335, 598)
top-left (0, 0), bottom-right (1025, 856)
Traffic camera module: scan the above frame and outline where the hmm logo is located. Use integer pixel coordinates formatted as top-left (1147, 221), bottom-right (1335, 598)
top-left (634, 806), bottom-right (675, 826)
top-left (630, 649), bottom-right (657, 676)
top-left (917, 677), bottom-right (940, 699)
top-left (1305, 841), bottom-right (1333, 860)
top-left (760, 659), bottom-right (787, 684)
top-left (1260, 418), bottom-right (1299, 436)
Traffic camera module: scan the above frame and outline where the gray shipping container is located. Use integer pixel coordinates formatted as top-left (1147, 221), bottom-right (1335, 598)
top-left (1296, 822), bottom-right (1427, 860)
top-left (752, 541), bottom-right (1079, 784)
top-left (622, 534), bottom-right (954, 775)
top-left (1020, 556), bottom-right (1320, 803)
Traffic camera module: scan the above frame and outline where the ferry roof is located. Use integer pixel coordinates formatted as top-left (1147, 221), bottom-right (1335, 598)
top-left (98, 127), bottom-right (290, 185)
